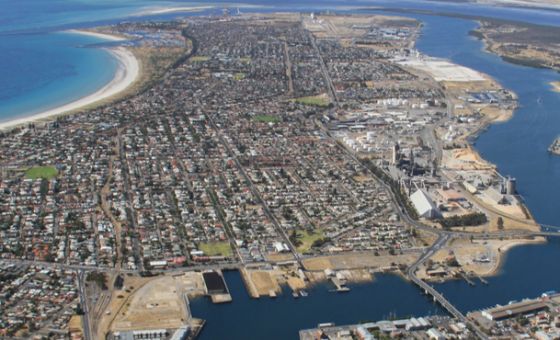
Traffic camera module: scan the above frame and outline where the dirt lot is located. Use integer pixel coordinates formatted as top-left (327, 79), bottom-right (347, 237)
top-left (265, 252), bottom-right (295, 262)
top-left (110, 276), bottom-right (186, 331)
top-left (250, 270), bottom-right (282, 296)
top-left (442, 147), bottom-right (495, 171)
top-left (103, 272), bottom-right (205, 335)
top-left (96, 275), bottom-right (152, 339)
top-left (427, 237), bottom-right (545, 278)
top-left (303, 252), bottom-right (418, 271)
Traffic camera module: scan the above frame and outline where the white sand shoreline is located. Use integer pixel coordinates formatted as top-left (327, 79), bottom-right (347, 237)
top-left (66, 29), bottom-right (126, 41)
top-left (0, 34), bottom-right (139, 131)
top-left (135, 6), bottom-right (215, 16)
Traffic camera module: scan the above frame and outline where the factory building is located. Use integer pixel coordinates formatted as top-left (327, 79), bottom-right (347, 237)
top-left (410, 189), bottom-right (440, 219)
top-left (482, 299), bottom-right (547, 321)
top-left (505, 176), bottom-right (516, 195)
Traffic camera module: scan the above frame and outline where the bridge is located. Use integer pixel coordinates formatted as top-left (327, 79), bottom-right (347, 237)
top-left (407, 234), bottom-right (489, 340)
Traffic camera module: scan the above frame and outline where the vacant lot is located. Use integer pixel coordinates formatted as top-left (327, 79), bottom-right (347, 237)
top-left (198, 242), bottom-right (232, 256)
top-left (303, 252), bottom-right (418, 271)
top-left (250, 270), bottom-right (281, 296)
top-left (293, 94), bottom-right (330, 107)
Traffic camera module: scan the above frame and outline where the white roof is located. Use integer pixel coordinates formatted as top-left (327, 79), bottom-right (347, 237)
top-left (410, 189), bottom-right (438, 217)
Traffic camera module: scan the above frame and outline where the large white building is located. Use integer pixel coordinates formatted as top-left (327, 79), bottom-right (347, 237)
top-left (410, 189), bottom-right (440, 219)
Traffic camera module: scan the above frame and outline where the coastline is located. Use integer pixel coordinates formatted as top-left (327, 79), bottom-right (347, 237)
top-left (0, 38), bottom-right (139, 131)
top-left (473, 237), bottom-right (546, 278)
top-left (134, 6), bottom-right (214, 16)
top-left (66, 29), bottom-right (127, 41)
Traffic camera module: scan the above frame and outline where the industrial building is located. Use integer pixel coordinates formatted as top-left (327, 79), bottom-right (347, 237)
top-left (410, 189), bottom-right (440, 219)
top-left (482, 300), bottom-right (548, 321)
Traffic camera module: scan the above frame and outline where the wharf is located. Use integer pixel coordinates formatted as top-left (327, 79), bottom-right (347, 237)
top-left (459, 272), bottom-right (476, 286)
top-left (203, 270), bottom-right (232, 303)
top-left (330, 277), bottom-right (350, 292)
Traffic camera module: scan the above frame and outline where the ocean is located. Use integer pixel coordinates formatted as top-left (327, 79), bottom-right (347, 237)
top-left (0, 0), bottom-right (215, 123)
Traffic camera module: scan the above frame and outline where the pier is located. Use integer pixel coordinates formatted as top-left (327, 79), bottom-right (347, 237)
top-left (330, 277), bottom-right (351, 292)
top-left (202, 270), bottom-right (232, 303)
top-left (459, 272), bottom-right (476, 286)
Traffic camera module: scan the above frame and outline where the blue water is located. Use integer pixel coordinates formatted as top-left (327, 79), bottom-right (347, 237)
top-left (191, 271), bottom-right (444, 340)
top-left (410, 14), bottom-right (560, 226)
top-left (389, 11), bottom-right (560, 313)
top-left (187, 6), bottom-right (560, 338)
top-left (0, 1), bottom-right (219, 122)
top-left (2, 0), bottom-right (560, 122)
top-left (0, 32), bottom-right (118, 123)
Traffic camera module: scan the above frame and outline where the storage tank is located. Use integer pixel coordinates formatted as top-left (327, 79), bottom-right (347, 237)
top-left (506, 177), bottom-right (516, 195)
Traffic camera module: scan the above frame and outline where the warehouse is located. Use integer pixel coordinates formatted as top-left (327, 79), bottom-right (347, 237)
top-left (410, 189), bottom-right (440, 219)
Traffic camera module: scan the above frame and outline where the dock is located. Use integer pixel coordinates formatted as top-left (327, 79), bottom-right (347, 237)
top-left (330, 277), bottom-right (350, 292)
top-left (459, 272), bottom-right (476, 286)
top-left (202, 270), bottom-right (232, 303)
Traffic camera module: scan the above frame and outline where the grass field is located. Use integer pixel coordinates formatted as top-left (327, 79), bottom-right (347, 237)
top-left (199, 242), bottom-right (232, 257)
top-left (296, 229), bottom-right (325, 253)
top-left (190, 55), bottom-right (209, 62)
top-left (253, 114), bottom-right (280, 123)
top-left (25, 166), bottom-right (58, 180)
top-left (293, 94), bottom-right (330, 107)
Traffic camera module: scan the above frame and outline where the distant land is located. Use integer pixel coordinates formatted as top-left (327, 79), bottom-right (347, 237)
top-left (469, 18), bottom-right (560, 72)
top-left (428, 0), bottom-right (560, 11)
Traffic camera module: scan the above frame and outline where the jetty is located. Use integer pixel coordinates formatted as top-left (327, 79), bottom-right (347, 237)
top-left (202, 270), bottom-right (232, 303)
top-left (330, 277), bottom-right (351, 292)
top-left (459, 272), bottom-right (476, 286)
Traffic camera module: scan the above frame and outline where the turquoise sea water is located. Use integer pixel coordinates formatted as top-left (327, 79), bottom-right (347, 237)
top-left (1, 0), bottom-right (559, 123)
top-left (0, 32), bottom-right (117, 123)
top-left (0, 0), bottom-right (215, 123)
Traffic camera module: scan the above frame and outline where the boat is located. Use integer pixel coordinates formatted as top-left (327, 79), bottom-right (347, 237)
top-left (299, 290), bottom-right (308, 297)
top-left (292, 291), bottom-right (299, 298)
top-left (548, 136), bottom-right (560, 155)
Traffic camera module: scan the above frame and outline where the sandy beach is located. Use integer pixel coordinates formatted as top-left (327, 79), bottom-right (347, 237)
top-left (135, 6), bottom-right (214, 16)
top-left (66, 29), bottom-right (127, 41)
top-left (0, 36), bottom-right (139, 131)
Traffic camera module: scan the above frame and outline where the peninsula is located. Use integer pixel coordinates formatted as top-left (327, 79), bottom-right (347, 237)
top-left (470, 18), bottom-right (560, 72)
top-left (0, 12), bottom-right (551, 340)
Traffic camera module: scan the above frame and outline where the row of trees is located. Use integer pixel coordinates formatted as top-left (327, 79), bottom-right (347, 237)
top-left (437, 212), bottom-right (488, 229)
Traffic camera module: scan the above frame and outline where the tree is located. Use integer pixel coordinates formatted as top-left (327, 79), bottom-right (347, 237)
top-left (497, 217), bottom-right (504, 230)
